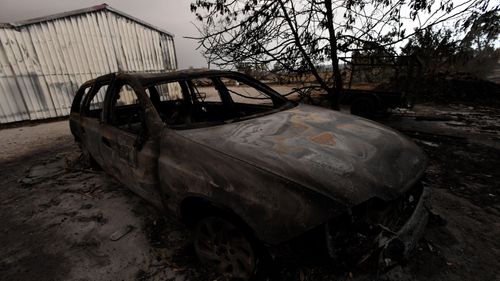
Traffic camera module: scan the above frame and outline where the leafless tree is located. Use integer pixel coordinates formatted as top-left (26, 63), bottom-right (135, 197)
top-left (190, 0), bottom-right (494, 109)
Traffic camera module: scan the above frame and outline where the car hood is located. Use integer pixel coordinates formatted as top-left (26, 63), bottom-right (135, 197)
top-left (177, 104), bottom-right (427, 205)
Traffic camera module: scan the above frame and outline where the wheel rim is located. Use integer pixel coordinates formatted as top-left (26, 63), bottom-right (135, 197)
top-left (194, 217), bottom-right (255, 280)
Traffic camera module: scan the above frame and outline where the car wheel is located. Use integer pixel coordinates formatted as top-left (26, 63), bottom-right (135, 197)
top-left (194, 217), bottom-right (256, 280)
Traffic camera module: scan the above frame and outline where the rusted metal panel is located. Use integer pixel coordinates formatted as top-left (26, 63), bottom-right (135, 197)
top-left (0, 5), bottom-right (176, 123)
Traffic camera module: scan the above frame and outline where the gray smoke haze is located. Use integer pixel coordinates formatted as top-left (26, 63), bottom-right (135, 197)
top-left (0, 0), bottom-right (207, 69)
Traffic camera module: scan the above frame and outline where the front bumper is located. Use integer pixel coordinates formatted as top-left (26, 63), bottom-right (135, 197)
top-left (378, 185), bottom-right (431, 265)
top-left (325, 184), bottom-right (431, 267)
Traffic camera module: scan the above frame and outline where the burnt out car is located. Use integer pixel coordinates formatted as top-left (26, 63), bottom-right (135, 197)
top-left (70, 70), bottom-right (429, 279)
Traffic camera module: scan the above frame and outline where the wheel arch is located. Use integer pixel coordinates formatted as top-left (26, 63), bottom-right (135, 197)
top-left (179, 196), bottom-right (259, 242)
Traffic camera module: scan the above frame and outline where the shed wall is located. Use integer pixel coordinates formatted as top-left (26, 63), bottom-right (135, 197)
top-left (0, 9), bottom-right (176, 123)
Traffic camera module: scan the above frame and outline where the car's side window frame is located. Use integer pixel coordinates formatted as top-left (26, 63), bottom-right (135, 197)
top-left (102, 77), bottom-right (154, 137)
top-left (185, 76), bottom-right (235, 109)
top-left (209, 77), bottom-right (236, 107)
top-left (178, 80), bottom-right (194, 105)
top-left (80, 78), bottom-right (113, 120)
top-left (71, 83), bottom-right (92, 114)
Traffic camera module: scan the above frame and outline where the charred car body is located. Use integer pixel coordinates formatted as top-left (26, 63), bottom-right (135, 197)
top-left (70, 70), bottom-right (429, 279)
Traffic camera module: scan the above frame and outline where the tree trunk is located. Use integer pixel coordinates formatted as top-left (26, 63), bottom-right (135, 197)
top-left (331, 64), bottom-right (342, 110)
top-left (325, 0), bottom-right (342, 110)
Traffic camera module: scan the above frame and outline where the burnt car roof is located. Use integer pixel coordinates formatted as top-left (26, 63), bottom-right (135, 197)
top-left (82, 69), bottom-right (245, 87)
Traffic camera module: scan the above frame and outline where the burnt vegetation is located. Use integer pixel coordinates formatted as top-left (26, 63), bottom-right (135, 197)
top-left (190, 0), bottom-right (499, 108)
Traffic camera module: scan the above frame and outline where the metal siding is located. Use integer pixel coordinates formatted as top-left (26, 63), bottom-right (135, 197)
top-left (107, 13), bottom-right (127, 71)
top-left (2, 29), bottom-right (35, 119)
top-left (21, 26), bottom-right (58, 118)
top-left (0, 9), bottom-right (176, 123)
top-left (0, 29), bottom-right (31, 122)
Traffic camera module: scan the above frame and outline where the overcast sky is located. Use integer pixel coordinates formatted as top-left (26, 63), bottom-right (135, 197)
top-left (0, 0), bottom-right (207, 69)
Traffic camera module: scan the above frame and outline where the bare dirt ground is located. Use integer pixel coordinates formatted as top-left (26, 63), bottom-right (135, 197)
top-left (1, 102), bottom-right (499, 281)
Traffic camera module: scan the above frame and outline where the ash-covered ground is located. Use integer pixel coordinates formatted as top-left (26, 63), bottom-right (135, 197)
top-left (1, 103), bottom-right (499, 281)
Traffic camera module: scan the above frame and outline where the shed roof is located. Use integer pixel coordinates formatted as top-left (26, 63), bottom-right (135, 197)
top-left (1, 3), bottom-right (174, 37)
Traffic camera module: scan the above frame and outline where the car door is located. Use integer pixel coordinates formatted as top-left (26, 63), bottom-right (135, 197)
top-left (99, 76), bottom-right (164, 209)
top-left (79, 75), bottom-right (114, 167)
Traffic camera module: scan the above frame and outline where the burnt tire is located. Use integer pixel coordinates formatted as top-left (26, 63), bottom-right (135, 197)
top-left (350, 97), bottom-right (377, 118)
top-left (194, 217), bottom-right (257, 280)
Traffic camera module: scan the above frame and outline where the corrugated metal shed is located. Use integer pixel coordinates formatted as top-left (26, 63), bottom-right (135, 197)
top-left (0, 4), bottom-right (177, 123)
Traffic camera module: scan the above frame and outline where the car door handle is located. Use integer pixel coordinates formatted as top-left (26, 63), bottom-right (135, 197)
top-left (102, 136), bottom-right (112, 147)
